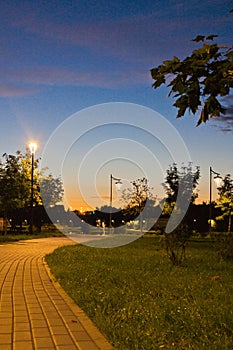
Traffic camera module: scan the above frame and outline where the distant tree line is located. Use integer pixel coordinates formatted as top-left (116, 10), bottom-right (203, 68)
top-left (77, 162), bottom-right (232, 234)
top-left (0, 149), bottom-right (232, 239)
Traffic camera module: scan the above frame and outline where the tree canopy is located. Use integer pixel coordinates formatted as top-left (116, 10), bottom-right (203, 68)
top-left (121, 177), bottom-right (155, 217)
top-left (215, 174), bottom-right (233, 233)
top-left (151, 35), bottom-right (233, 125)
top-left (0, 152), bottom-right (28, 212)
top-left (0, 150), bottom-right (64, 232)
top-left (40, 174), bottom-right (64, 208)
top-left (162, 163), bottom-right (200, 215)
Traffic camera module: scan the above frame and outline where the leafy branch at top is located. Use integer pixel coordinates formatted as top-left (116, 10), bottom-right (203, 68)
top-left (151, 35), bottom-right (233, 125)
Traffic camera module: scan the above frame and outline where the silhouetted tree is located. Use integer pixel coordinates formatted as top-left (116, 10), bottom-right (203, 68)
top-left (0, 152), bottom-right (28, 234)
top-left (122, 177), bottom-right (156, 230)
top-left (40, 174), bottom-right (64, 208)
top-left (162, 163), bottom-right (200, 215)
top-left (0, 150), bottom-right (64, 234)
top-left (162, 163), bottom-right (200, 265)
top-left (215, 174), bottom-right (233, 233)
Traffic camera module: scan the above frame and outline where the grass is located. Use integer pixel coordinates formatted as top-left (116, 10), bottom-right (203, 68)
top-left (0, 227), bottom-right (63, 243)
top-left (45, 236), bottom-right (233, 349)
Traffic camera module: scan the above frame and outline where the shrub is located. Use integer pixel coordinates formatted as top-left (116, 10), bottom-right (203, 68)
top-left (216, 233), bottom-right (233, 260)
top-left (164, 224), bottom-right (192, 266)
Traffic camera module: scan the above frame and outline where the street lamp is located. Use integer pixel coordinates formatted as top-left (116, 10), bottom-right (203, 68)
top-left (109, 174), bottom-right (122, 232)
top-left (209, 166), bottom-right (223, 232)
top-left (29, 142), bottom-right (37, 234)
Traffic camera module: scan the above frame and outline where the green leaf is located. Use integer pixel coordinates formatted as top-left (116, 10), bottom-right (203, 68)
top-left (151, 74), bottom-right (165, 89)
top-left (151, 34), bottom-right (232, 125)
top-left (197, 103), bottom-right (209, 125)
top-left (206, 34), bottom-right (218, 41)
top-left (192, 35), bottom-right (205, 42)
top-left (173, 95), bottom-right (188, 118)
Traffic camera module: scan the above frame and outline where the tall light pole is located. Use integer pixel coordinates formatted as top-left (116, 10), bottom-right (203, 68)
top-left (109, 174), bottom-right (122, 233)
top-left (29, 142), bottom-right (37, 234)
top-left (209, 166), bottom-right (222, 232)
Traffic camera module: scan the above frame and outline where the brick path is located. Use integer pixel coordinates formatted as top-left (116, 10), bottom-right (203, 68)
top-left (0, 237), bottom-right (114, 350)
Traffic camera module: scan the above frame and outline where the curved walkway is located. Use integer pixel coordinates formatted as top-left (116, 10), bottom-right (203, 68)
top-left (0, 237), bottom-right (114, 350)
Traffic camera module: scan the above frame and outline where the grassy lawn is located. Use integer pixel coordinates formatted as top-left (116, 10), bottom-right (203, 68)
top-left (45, 236), bottom-right (233, 350)
top-left (0, 228), bottom-right (63, 243)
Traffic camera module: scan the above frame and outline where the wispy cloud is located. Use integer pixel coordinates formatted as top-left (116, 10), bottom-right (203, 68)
top-left (0, 84), bottom-right (38, 97)
top-left (211, 96), bottom-right (233, 133)
top-left (11, 13), bottom-right (167, 64)
top-left (10, 6), bottom-right (227, 65)
top-left (212, 116), bottom-right (233, 133)
top-left (1, 0), bottom-right (231, 92)
top-left (0, 66), bottom-right (150, 91)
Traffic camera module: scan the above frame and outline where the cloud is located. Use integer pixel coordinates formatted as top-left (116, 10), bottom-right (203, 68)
top-left (213, 116), bottom-right (233, 133)
top-left (0, 66), bottom-right (151, 90)
top-left (1, 0), bottom-right (231, 91)
top-left (211, 97), bottom-right (233, 133)
top-left (10, 5), bottom-right (226, 65)
top-left (0, 84), bottom-right (38, 97)
top-left (11, 13), bottom-right (165, 64)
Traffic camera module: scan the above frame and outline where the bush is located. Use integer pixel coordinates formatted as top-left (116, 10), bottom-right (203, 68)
top-left (164, 224), bottom-right (192, 266)
top-left (216, 233), bottom-right (233, 260)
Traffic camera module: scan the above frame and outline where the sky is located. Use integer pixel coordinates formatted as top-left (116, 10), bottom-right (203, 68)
top-left (0, 0), bottom-right (232, 211)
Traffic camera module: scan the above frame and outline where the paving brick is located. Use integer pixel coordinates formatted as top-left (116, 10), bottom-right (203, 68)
top-left (14, 330), bottom-right (32, 341)
top-left (32, 326), bottom-right (51, 338)
top-left (31, 319), bottom-right (48, 328)
top-left (14, 322), bottom-right (31, 331)
top-left (28, 313), bottom-right (45, 320)
top-left (0, 311), bottom-right (13, 318)
top-left (14, 312), bottom-right (28, 320)
top-left (50, 325), bottom-right (69, 335)
top-left (47, 318), bottom-right (64, 327)
top-left (0, 325), bottom-right (12, 334)
top-left (77, 341), bottom-right (99, 350)
top-left (54, 334), bottom-right (76, 346)
top-left (0, 345), bottom-right (11, 350)
top-left (0, 318), bottom-right (12, 327)
top-left (65, 320), bottom-right (84, 332)
top-left (0, 237), bottom-right (115, 350)
top-left (72, 330), bottom-right (92, 342)
top-left (14, 316), bottom-right (29, 323)
top-left (58, 345), bottom-right (80, 350)
top-left (0, 333), bottom-right (12, 344)
top-left (35, 336), bottom-right (54, 348)
top-left (14, 341), bottom-right (34, 350)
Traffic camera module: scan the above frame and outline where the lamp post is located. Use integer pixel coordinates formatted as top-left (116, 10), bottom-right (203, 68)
top-left (29, 142), bottom-right (37, 234)
top-left (109, 174), bottom-right (122, 233)
top-left (209, 166), bottom-right (223, 232)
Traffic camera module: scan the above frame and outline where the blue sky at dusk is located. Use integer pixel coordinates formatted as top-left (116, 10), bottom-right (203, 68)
top-left (0, 0), bottom-right (232, 209)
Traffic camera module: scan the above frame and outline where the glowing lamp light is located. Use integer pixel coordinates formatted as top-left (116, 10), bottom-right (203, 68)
top-left (213, 175), bottom-right (223, 187)
top-left (29, 142), bottom-right (37, 154)
top-left (115, 180), bottom-right (123, 191)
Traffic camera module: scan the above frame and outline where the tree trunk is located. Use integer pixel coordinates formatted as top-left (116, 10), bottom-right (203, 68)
top-left (139, 212), bottom-right (142, 233)
top-left (228, 212), bottom-right (232, 233)
top-left (3, 209), bottom-right (7, 235)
